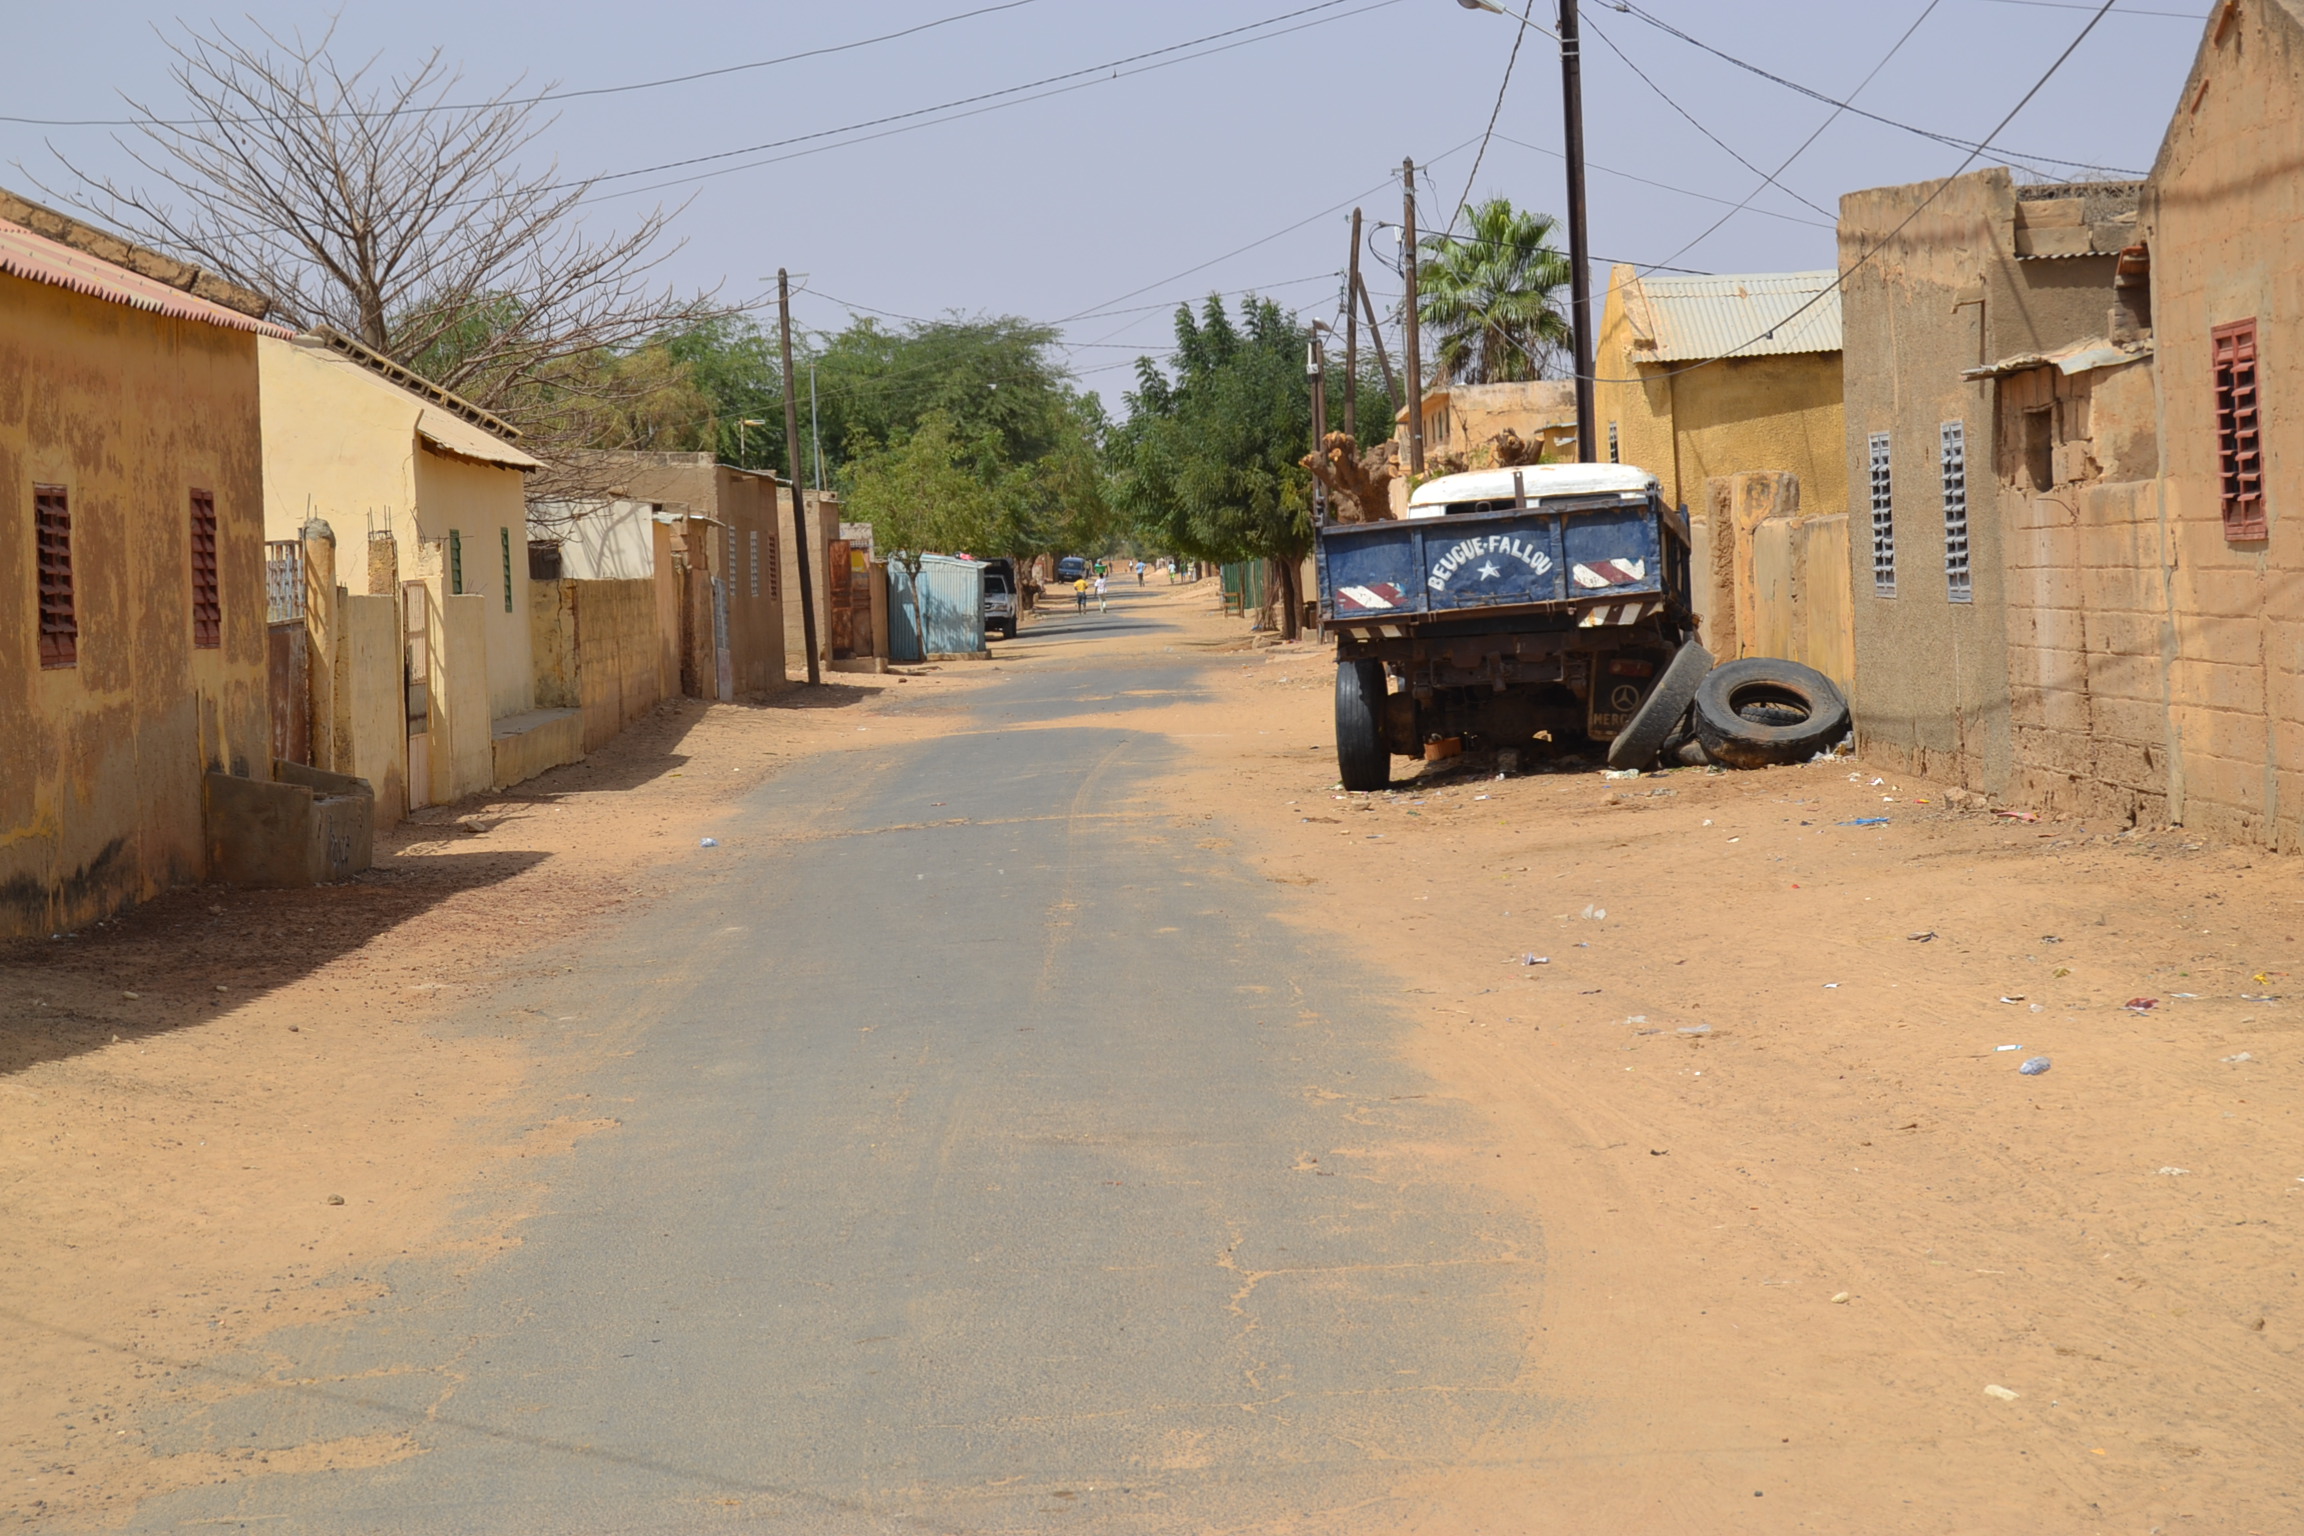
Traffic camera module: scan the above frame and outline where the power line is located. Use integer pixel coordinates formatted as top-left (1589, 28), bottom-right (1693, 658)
top-left (1582, 0), bottom-right (2124, 388)
top-left (574, 0), bottom-right (1402, 199)
top-left (1449, 0), bottom-right (1538, 234)
top-left (0, 1), bottom-right (1045, 127)
top-left (1050, 137), bottom-right (1482, 325)
top-left (1649, 0), bottom-right (1943, 271)
top-left (1580, 16), bottom-right (1838, 220)
top-left (1975, 0), bottom-right (2204, 15)
top-left (1488, 132), bottom-right (1835, 230)
top-left (1603, 0), bottom-right (2147, 178)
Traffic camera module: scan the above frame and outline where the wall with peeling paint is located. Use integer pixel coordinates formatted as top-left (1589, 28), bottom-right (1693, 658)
top-left (0, 268), bottom-right (268, 937)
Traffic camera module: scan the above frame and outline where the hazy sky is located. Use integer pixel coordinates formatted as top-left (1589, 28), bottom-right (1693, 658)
top-left (5, 1), bottom-right (2211, 406)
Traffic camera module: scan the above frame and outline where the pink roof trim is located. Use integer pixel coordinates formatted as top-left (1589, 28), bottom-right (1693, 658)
top-left (0, 216), bottom-right (293, 337)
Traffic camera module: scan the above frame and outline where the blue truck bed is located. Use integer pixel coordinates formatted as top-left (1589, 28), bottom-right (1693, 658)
top-left (1316, 497), bottom-right (1667, 627)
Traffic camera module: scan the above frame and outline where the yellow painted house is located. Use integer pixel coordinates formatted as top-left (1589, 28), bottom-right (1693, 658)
top-left (259, 329), bottom-right (577, 814)
top-left (1595, 265), bottom-right (1852, 684)
top-left (1, 193), bottom-right (297, 936)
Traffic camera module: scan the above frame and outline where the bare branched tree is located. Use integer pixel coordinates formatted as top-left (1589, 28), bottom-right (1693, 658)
top-left (47, 17), bottom-right (730, 479)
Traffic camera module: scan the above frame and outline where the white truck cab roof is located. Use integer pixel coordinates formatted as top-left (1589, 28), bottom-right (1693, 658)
top-left (1405, 462), bottom-right (1661, 518)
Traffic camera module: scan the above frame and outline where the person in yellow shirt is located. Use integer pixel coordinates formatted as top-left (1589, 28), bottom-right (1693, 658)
top-left (1073, 576), bottom-right (1089, 613)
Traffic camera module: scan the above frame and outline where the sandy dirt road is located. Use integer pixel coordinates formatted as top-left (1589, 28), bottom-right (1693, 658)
top-left (5, 580), bottom-right (2299, 1533)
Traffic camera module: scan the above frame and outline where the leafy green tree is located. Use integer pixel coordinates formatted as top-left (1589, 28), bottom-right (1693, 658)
top-left (1419, 197), bottom-right (1572, 384)
top-left (1108, 295), bottom-right (1319, 638)
top-left (842, 411), bottom-right (1011, 649)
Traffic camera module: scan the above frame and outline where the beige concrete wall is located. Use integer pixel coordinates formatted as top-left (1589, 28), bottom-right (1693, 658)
top-left (2139, 0), bottom-right (2304, 846)
top-left (413, 586), bottom-right (494, 805)
top-left (776, 488), bottom-right (840, 679)
top-left (583, 452), bottom-right (790, 697)
top-left (332, 592), bottom-right (406, 831)
top-left (1839, 172), bottom-right (2024, 792)
top-left (572, 578), bottom-right (662, 753)
top-left (409, 449), bottom-right (532, 721)
top-left (1400, 380), bottom-right (1579, 467)
top-left (0, 270), bottom-right (269, 938)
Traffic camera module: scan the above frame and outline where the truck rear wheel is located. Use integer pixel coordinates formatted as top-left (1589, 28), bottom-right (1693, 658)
top-left (1606, 640), bottom-right (1714, 770)
top-left (1692, 657), bottom-right (1850, 767)
top-left (1335, 660), bottom-right (1390, 791)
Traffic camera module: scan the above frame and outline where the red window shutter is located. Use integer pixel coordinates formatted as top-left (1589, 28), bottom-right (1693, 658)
top-left (35, 486), bottom-right (76, 668)
top-left (2214, 319), bottom-right (2265, 540)
top-left (190, 490), bottom-right (221, 648)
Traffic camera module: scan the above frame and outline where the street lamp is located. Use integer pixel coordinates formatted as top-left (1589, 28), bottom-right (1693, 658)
top-left (736, 418), bottom-right (767, 462)
top-left (1453, 0), bottom-right (1592, 461)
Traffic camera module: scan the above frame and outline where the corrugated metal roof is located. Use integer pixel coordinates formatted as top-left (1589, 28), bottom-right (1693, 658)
top-left (0, 216), bottom-right (293, 337)
top-left (1623, 270), bottom-right (1841, 362)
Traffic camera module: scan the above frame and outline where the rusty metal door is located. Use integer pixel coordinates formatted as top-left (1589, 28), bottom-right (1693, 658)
top-left (403, 580), bottom-right (432, 809)
top-left (267, 622), bottom-right (310, 766)
top-left (827, 538), bottom-right (860, 659)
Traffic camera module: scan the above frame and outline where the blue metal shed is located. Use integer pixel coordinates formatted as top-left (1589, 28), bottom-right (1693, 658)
top-left (888, 555), bottom-right (986, 661)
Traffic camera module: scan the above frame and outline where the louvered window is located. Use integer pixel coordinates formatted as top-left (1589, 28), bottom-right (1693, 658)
top-left (36, 485), bottom-right (75, 668)
top-left (190, 490), bottom-right (221, 646)
top-left (1869, 433), bottom-right (1896, 597)
top-left (1941, 423), bottom-right (1970, 603)
top-left (500, 527), bottom-right (513, 612)
top-left (749, 530), bottom-right (761, 598)
top-left (2214, 319), bottom-right (2265, 539)
top-left (1607, 421), bottom-right (1620, 464)
top-left (449, 529), bottom-right (463, 594)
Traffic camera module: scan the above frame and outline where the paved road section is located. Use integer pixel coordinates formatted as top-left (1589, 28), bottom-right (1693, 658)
top-left (127, 594), bottom-right (1549, 1533)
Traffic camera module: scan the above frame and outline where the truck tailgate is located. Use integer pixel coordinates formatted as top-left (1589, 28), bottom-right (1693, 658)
top-left (1319, 502), bottom-right (1663, 622)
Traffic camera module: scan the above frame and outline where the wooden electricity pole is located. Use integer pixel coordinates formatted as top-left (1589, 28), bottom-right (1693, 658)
top-left (1560, 0), bottom-right (1597, 463)
top-left (778, 268), bottom-right (821, 686)
top-left (1344, 208), bottom-right (1362, 441)
top-left (1401, 159), bottom-right (1425, 476)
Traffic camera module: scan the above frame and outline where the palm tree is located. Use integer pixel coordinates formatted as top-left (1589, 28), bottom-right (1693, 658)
top-left (1418, 198), bottom-right (1573, 384)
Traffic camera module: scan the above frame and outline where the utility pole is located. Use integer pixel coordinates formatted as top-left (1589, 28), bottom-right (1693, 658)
top-left (1355, 274), bottom-right (1399, 406)
top-left (1401, 158), bottom-right (1425, 475)
top-left (1308, 329), bottom-right (1329, 525)
top-left (1344, 207), bottom-right (1362, 442)
top-left (1560, 0), bottom-right (1597, 463)
top-left (778, 268), bottom-right (821, 686)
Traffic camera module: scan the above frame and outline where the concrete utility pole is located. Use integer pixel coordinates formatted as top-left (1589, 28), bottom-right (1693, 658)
top-left (1344, 207), bottom-right (1362, 441)
top-left (1402, 159), bottom-right (1425, 475)
top-left (1560, 0), bottom-right (1597, 463)
top-left (778, 269), bottom-right (821, 686)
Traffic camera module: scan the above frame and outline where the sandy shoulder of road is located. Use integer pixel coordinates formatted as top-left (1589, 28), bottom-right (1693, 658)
top-left (1091, 584), bottom-right (2302, 1533)
top-left (0, 670), bottom-right (999, 1531)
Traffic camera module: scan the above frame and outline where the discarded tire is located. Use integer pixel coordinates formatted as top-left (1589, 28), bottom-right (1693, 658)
top-left (1334, 659), bottom-right (1391, 791)
top-left (1692, 657), bottom-right (1850, 768)
top-left (1606, 639), bottom-right (1715, 770)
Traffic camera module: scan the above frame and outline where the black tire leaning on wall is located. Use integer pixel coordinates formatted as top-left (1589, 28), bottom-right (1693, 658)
top-left (1335, 660), bottom-right (1391, 791)
top-left (1692, 657), bottom-right (1851, 768)
top-left (1605, 639), bottom-right (1715, 771)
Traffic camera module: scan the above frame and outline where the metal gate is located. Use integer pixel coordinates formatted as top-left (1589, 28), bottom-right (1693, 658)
top-left (264, 539), bottom-right (310, 765)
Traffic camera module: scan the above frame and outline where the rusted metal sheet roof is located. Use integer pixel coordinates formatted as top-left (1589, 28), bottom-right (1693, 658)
top-left (1623, 270), bottom-right (1841, 362)
top-left (0, 216), bottom-right (292, 336)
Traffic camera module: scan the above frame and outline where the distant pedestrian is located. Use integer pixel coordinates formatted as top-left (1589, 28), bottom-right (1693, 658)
top-left (1094, 573), bottom-right (1109, 613)
top-left (1135, 560), bottom-right (1146, 585)
top-left (1073, 576), bottom-right (1088, 612)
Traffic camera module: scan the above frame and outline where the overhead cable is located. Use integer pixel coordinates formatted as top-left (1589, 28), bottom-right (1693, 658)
top-left (1, 1), bottom-right (1046, 127)
top-left (1603, 0), bottom-right (2147, 178)
top-left (1448, 0), bottom-right (1539, 234)
top-left (1581, 0), bottom-right (2124, 388)
top-left (575, 0), bottom-right (1404, 199)
top-left (1649, 0), bottom-right (1944, 271)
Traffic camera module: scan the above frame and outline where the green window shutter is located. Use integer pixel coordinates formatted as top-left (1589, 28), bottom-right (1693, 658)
top-left (450, 529), bottom-right (463, 594)
top-left (500, 527), bottom-right (513, 613)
